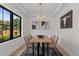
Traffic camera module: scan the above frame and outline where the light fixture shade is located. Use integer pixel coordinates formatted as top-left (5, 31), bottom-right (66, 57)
top-left (36, 15), bottom-right (46, 21)
top-left (36, 3), bottom-right (46, 21)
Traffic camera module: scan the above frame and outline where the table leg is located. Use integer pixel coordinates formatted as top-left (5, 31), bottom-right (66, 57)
top-left (32, 43), bottom-right (34, 56)
top-left (42, 43), bottom-right (45, 56)
top-left (47, 43), bottom-right (49, 56)
top-left (37, 43), bottom-right (40, 56)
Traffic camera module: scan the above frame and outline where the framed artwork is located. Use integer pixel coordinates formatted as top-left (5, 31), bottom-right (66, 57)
top-left (32, 21), bottom-right (39, 30)
top-left (40, 21), bottom-right (49, 30)
top-left (60, 10), bottom-right (73, 28)
top-left (32, 21), bottom-right (49, 30)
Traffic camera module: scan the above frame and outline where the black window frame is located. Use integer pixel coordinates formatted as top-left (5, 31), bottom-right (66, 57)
top-left (0, 5), bottom-right (21, 43)
top-left (13, 14), bottom-right (21, 39)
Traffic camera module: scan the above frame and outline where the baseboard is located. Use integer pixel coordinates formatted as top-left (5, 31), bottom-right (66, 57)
top-left (56, 45), bottom-right (70, 56)
top-left (10, 43), bottom-right (26, 56)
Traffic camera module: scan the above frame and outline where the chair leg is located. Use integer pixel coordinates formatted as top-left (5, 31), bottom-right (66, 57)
top-left (32, 43), bottom-right (34, 56)
top-left (37, 43), bottom-right (40, 56)
top-left (42, 43), bottom-right (45, 56)
top-left (47, 43), bottom-right (49, 56)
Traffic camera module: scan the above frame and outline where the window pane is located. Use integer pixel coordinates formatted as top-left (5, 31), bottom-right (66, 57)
top-left (13, 15), bottom-right (20, 38)
top-left (0, 8), bottom-right (3, 42)
top-left (0, 25), bottom-right (2, 42)
top-left (3, 9), bottom-right (10, 25)
top-left (3, 9), bottom-right (10, 40)
top-left (0, 8), bottom-right (2, 25)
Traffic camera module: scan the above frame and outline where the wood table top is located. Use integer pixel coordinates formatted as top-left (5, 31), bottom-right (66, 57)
top-left (29, 36), bottom-right (52, 43)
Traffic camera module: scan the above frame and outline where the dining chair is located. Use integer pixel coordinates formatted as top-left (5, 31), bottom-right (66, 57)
top-left (27, 35), bottom-right (33, 47)
top-left (24, 35), bottom-right (29, 47)
top-left (27, 35), bottom-right (33, 41)
top-left (50, 35), bottom-right (56, 41)
top-left (23, 35), bottom-right (29, 55)
top-left (48, 35), bottom-right (59, 56)
top-left (24, 35), bottom-right (33, 54)
top-left (24, 35), bottom-right (33, 48)
top-left (49, 35), bottom-right (59, 48)
top-left (29, 34), bottom-right (33, 39)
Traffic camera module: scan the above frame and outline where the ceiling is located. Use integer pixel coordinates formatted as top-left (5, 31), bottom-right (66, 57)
top-left (2, 3), bottom-right (67, 16)
top-left (16, 3), bottom-right (65, 16)
top-left (19, 3), bottom-right (62, 13)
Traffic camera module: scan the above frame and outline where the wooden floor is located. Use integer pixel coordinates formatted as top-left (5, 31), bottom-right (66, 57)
top-left (21, 46), bottom-right (63, 56)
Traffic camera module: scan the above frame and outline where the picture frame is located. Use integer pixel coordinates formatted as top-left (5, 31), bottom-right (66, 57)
top-left (32, 21), bottom-right (49, 30)
top-left (40, 21), bottom-right (49, 30)
top-left (32, 21), bottom-right (39, 30)
top-left (60, 10), bottom-right (73, 28)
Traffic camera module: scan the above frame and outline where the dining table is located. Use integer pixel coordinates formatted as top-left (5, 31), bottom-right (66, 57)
top-left (29, 35), bottom-right (52, 56)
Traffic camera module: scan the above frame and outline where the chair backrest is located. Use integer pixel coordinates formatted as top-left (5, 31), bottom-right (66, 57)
top-left (50, 35), bottom-right (56, 41)
top-left (53, 36), bottom-right (59, 46)
top-left (27, 35), bottom-right (33, 41)
top-left (24, 36), bottom-right (28, 43)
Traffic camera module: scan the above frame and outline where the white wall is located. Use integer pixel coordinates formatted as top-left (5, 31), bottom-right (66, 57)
top-left (0, 4), bottom-right (29, 55)
top-left (54, 3), bottom-right (79, 56)
top-left (28, 16), bottom-right (55, 38)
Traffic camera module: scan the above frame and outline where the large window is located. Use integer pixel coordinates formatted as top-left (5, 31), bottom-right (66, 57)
top-left (0, 5), bottom-right (21, 43)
